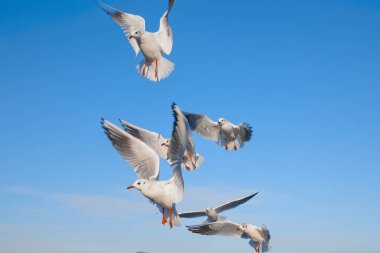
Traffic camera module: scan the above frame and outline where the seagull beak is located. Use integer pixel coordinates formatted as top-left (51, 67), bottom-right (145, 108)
top-left (128, 35), bottom-right (133, 39)
top-left (127, 185), bottom-right (135, 189)
top-left (161, 143), bottom-right (165, 146)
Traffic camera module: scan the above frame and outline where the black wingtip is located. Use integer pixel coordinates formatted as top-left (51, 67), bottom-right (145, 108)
top-left (244, 123), bottom-right (253, 141)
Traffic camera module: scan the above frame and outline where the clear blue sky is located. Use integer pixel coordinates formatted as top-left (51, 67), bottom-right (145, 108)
top-left (1, 0), bottom-right (380, 252)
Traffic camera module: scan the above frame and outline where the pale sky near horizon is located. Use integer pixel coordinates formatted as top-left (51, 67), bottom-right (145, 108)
top-left (1, 0), bottom-right (380, 252)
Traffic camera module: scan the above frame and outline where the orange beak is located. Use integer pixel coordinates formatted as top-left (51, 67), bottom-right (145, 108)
top-left (127, 185), bottom-right (135, 189)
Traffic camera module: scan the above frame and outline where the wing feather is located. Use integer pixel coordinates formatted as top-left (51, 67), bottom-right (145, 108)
top-left (187, 221), bottom-right (244, 238)
top-left (214, 192), bottom-right (259, 214)
top-left (167, 103), bottom-right (188, 202)
top-left (179, 210), bottom-right (206, 218)
top-left (184, 112), bottom-right (220, 141)
top-left (97, 1), bottom-right (145, 56)
top-left (120, 119), bottom-right (169, 159)
top-left (155, 0), bottom-right (175, 55)
top-left (101, 119), bottom-right (159, 180)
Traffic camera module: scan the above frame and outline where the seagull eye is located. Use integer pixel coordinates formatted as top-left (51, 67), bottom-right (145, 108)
top-left (137, 182), bottom-right (140, 185)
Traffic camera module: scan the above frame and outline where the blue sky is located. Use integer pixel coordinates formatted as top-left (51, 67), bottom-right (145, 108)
top-left (1, 0), bottom-right (380, 252)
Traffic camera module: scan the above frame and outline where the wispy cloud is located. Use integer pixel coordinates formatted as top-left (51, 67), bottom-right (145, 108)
top-left (4, 185), bottom-right (152, 220)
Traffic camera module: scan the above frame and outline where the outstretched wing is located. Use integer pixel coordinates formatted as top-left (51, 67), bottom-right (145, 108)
top-left (101, 119), bottom-right (159, 180)
top-left (167, 103), bottom-right (188, 202)
top-left (214, 192), bottom-right (259, 214)
top-left (233, 122), bottom-right (253, 148)
top-left (184, 112), bottom-right (219, 141)
top-left (155, 0), bottom-right (175, 55)
top-left (97, 1), bottom-right (145, 56)
top-left (187, 221), bottom-right (244, 238)
top-left (179, 210), bottom-right (206, 218)
top-left (120, 119), bottom-right (169, 159)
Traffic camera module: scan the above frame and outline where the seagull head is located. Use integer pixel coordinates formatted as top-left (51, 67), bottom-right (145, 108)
top-left (129, 30), bottom-right (142, 40)
top-left (127, 179), bottom-right (148, 191)
top-left (161, 138), bottom-right (171, 147)
top-left (205, 208), bottom-right (217, 217)
top-left (238, 223), bottom-right (248, 232)
top-left (217, 118), bottom-right (226, 125)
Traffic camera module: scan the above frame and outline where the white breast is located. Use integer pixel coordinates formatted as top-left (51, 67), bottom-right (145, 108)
top-left (139, 33), bottom-right (162, 62)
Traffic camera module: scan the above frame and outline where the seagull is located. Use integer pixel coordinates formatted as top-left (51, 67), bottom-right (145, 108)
top-left (101, 104), bottom-right (189, 228)
top-left (98, 0), bottom-right (176, 82)
top-left (183, 112), bottom-right (253, 150)
top-left (179, 192), bottom-right (258, 223)
top-left (187, 221), bottom-right (271, 253)
top-left (119, 118), bottom-right (204, 170)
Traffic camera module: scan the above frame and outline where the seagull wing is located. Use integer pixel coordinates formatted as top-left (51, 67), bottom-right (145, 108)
top-left (155, 0), bottom-right (175, 55)
top-left (214, 192), bottom-right (259, 214)
top-left (187, 221), bottom-right (244, 238)
top-left (184, 112), bottom-right (220, 141)
top-left (120, 119), bottom-right (169, 159)
top-left (101, 119), bottom-right (159, 180)
top-left (97, 1), bottom-right (145, 56)
top-left (179, 210), bottom-right (207, 218)
top-left (166, 103), bottom-right (188, 202)
top-left (233, 122), bottom-right (253, 148)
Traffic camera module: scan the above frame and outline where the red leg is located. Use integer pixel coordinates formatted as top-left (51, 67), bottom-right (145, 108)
top-left (142, 60), bottom-right (147, 76)
top-left (234, 140), bottom-right (237, 151)
top-left (168, 209), bottom-right (173, 229)
top-left (225, 144), bottom-right (228, 150)
top-left (190, 156), bottom-right (196, 169)
top-left (161, 208), bottom-right (167, 225)
top-left (155, 59), bottom-right (158, 78)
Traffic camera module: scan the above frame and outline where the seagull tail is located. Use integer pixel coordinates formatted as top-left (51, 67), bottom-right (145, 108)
top-left (136, 56), bottom-right (174, 82)
top-left (171, 206), bottom-right (182, 227)
top-left (195, 153), bottom-right (204, 169)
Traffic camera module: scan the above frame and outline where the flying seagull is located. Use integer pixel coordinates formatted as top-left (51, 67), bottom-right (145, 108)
top-left (187, 221), bottom-right (271, 253)
top-left (179, 192), bottom-right (258, 223)
top-left (101, 104), bottom-right (188, 228)
top-left (183, 112), bottom-right (252, 150)
top-left (98, 0), bottom-right (176, 82)
top-left (120, 117), bottom-right (204, 170)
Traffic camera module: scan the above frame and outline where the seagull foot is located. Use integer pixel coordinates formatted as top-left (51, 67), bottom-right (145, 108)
top-left (225, 145), bottom-right (228, 150)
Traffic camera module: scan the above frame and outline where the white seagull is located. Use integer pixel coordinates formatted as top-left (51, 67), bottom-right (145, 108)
top-left (184, 112), bottom-right (253, 150)
top-left (179, 192), bottom-right (258, 223)
top-left (119, 117), bottom-right (204, 170)
top-left (98, 0), bottom-right (176, 82)
top-left (101, 104), bottom-right (189, 228)
top-left (187, 221), bottom-right (271, 253)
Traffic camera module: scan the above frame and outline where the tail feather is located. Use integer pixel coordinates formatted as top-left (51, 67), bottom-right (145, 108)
top-left (136, 56), bottom-right (174, 82)
top-left (195, 153), bottom-right (204, 168)
top-left (171, 206), bottom-right (181, 227)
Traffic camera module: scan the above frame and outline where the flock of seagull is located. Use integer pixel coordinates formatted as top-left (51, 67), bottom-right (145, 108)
top-left (98, 0), bottom-right (271, 252)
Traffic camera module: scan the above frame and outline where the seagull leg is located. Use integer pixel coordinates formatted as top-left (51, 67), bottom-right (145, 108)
top-left (161, 208), bottom-right (167, 225)
top-left (190, 156), bottom-right (197, 169)
top-left (225, 144), bottom-right (228, 150)
top-left (168, 209), bottom-right (173, 229)
top-left (142, 60), bottom-right (147, 77)
top-left (155, 59), bottom-right (158, 78)
top-left (234, 139), bottom-right (237, 151)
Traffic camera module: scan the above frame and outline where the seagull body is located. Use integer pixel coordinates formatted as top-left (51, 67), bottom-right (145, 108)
top-left (179, 192), bottom-right (258, 224)
top-left (120, 119), bottom-right (204, 170)
top-left (101, 104), bottom-right (188, 228)
top-left (184, 112), bottom-right (252, 150)
top-left (98, 0), bottom-right (176, 82)
top-left (187, 221), bottom-right (271, 253)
